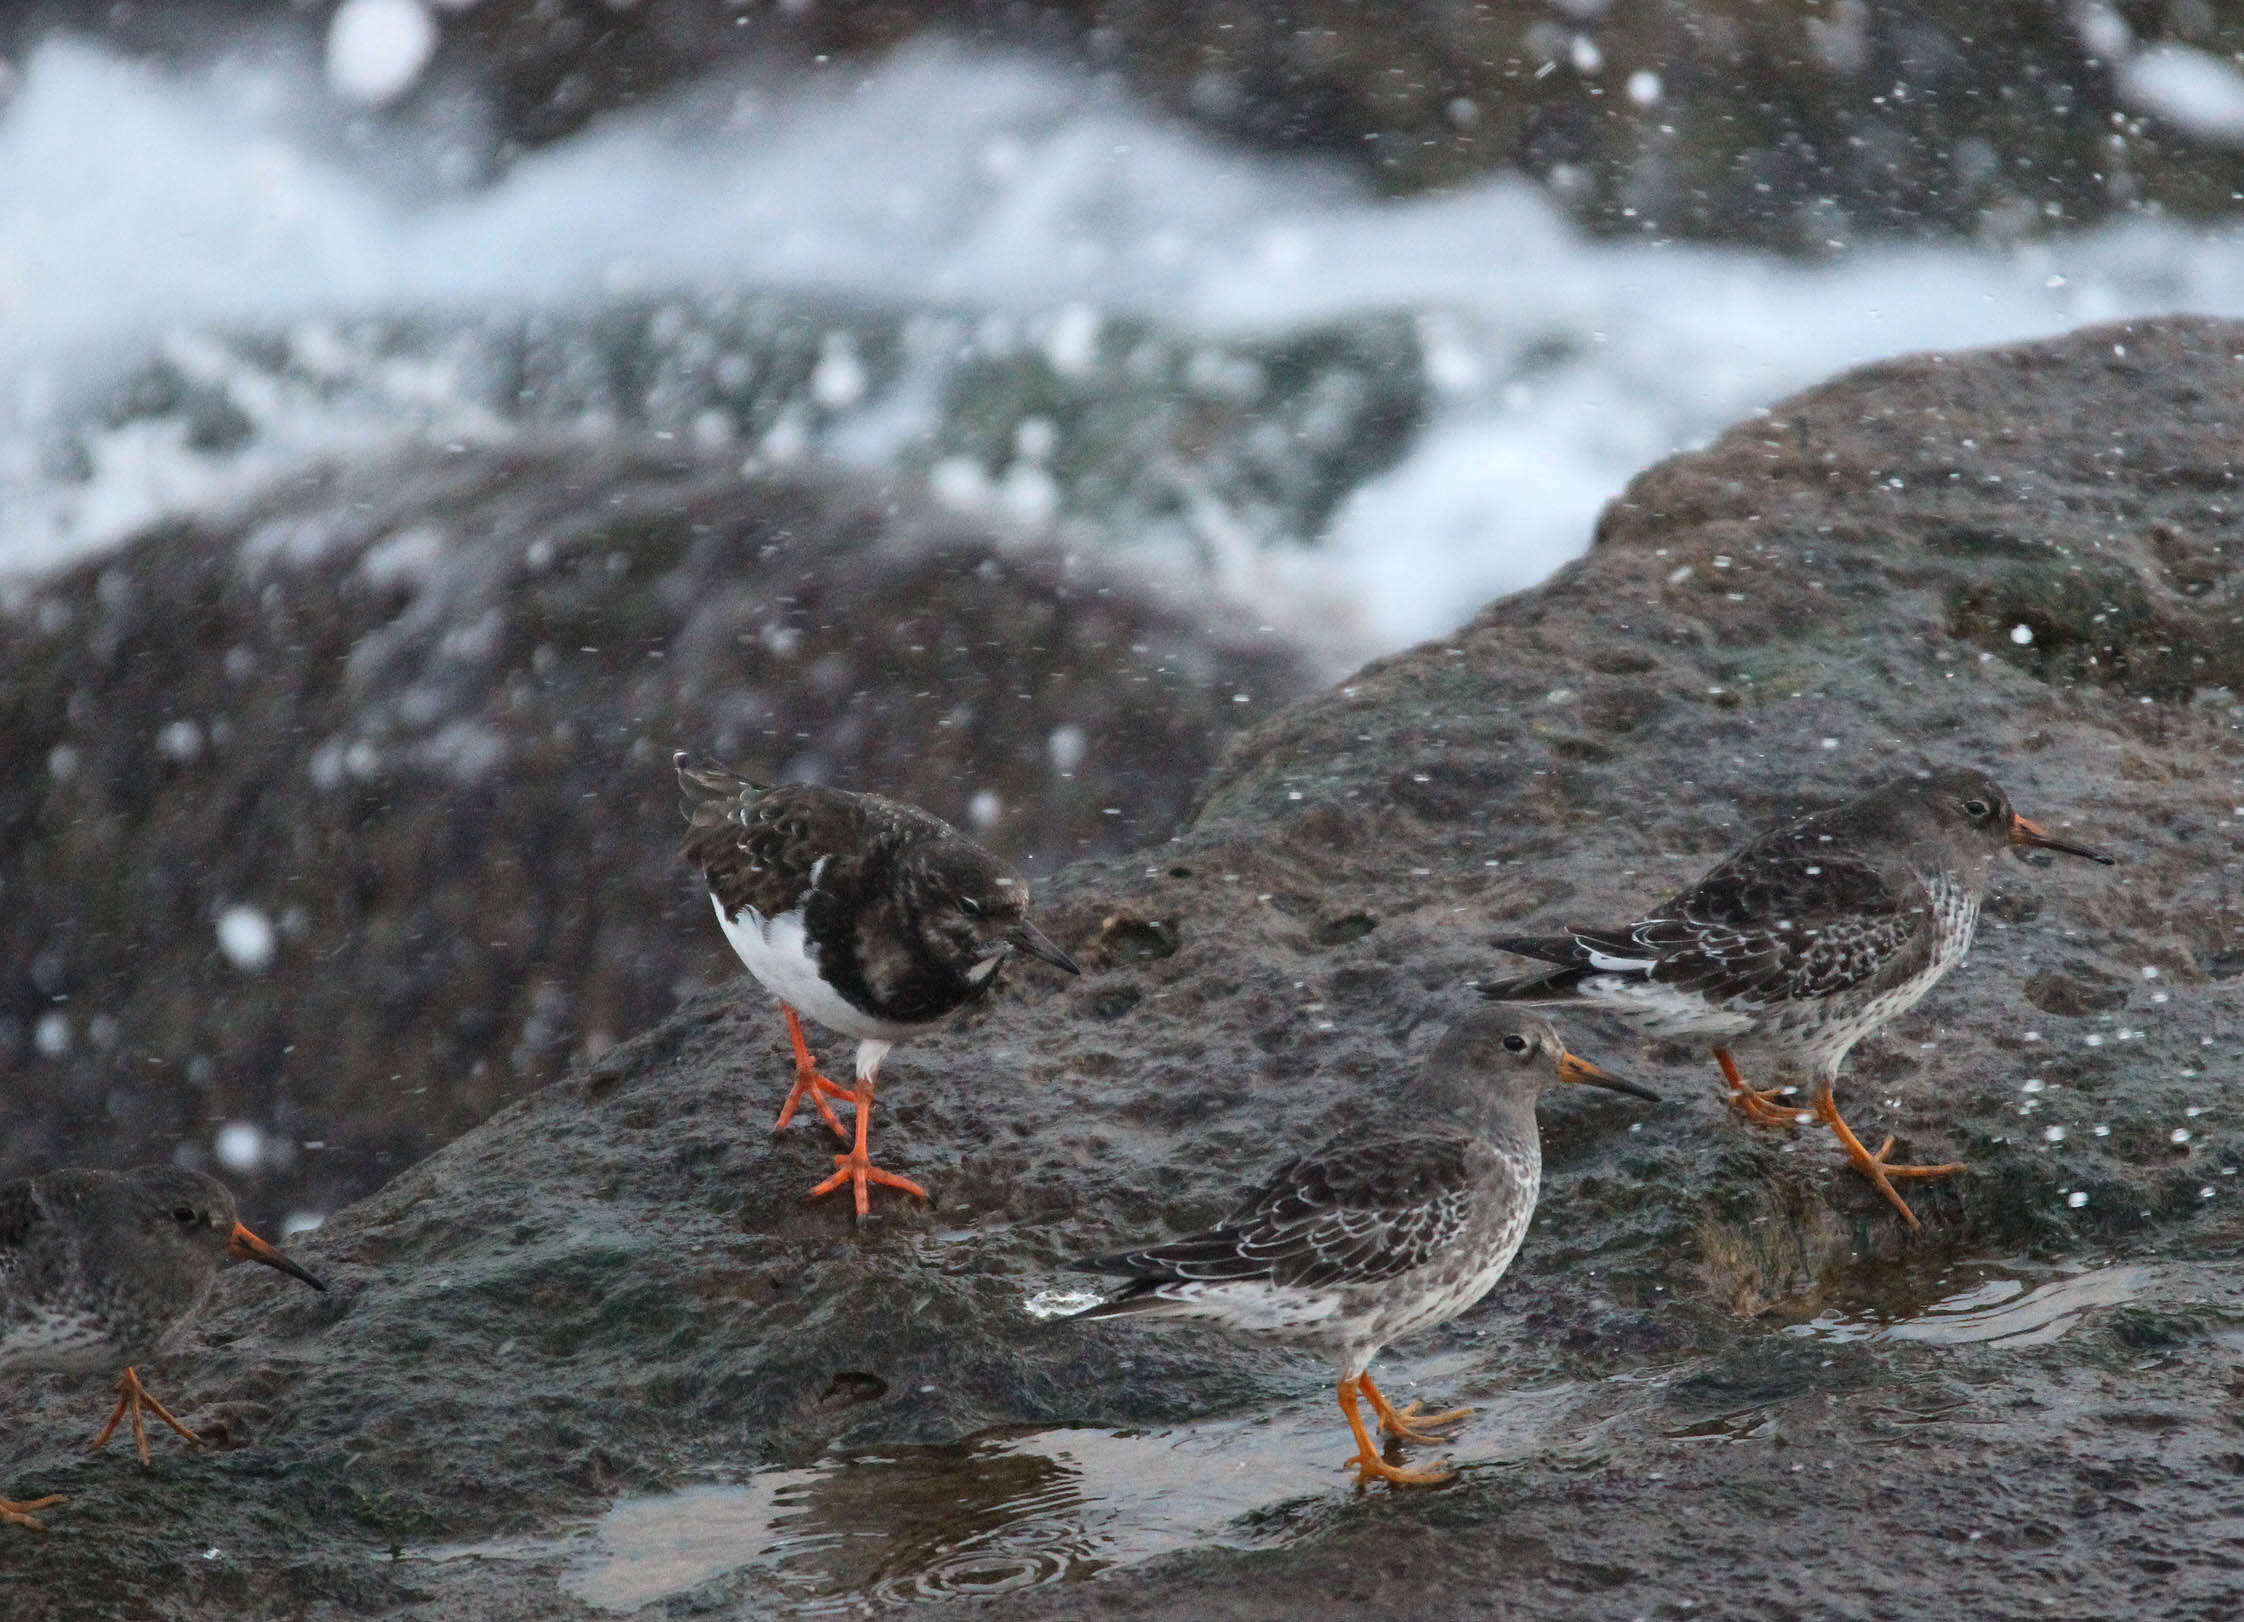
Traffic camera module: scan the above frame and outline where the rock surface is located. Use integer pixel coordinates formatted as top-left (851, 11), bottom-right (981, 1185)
top-left (0, 444), bottom-right (1306, 1228)
top-left (6, 317), bottom-right (2244, 1618)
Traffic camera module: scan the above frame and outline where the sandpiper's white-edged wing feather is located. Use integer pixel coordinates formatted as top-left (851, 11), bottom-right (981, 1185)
top-left (1493, 843), bottom-right (1935, 1013)
top-left (1072, 1130), bottom-right (1486, 1304)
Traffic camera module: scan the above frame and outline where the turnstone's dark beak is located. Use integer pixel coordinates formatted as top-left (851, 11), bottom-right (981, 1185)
top-left (1554, 1050), bottom-right (1660, 1103)
top-left (228, 1222), bottom-right (327, 1291)
top-left (2009, 814), bottom-right (2116, 866)
top-left (1009, 920), bottom-right (1081, 975)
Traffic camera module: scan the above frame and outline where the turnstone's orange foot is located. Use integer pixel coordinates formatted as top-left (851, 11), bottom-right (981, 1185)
top-left (1064, 1012), bottom-right (1656, 1492)
top-left (0, 1495), bottom-right (64, 1532)
top-left (1715, 1050), bottom-right (1806, 1128)
top-left (1359, 1373), bottom-right (1472, 1442)
top-left (809, 1151), bottom-right (931, 1218)
top-left (802, 1076), bottom-right (931, 1218)
top-left (0, 1168), bottom-right (324, 1472)
top-left (1483, 769), bottom-right (2112, 1226)
top-left (676, 755), bottom-right (1081, 1195)
top-left (772, 1006), bottom-right (854, 1140)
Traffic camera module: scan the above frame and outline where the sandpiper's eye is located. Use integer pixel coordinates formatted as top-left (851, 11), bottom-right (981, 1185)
top-left (961, 897), bottom-right (983, 917)
top-left (1501, 1034), bottom-right (1530, 1054)
top-left (1962, 798), bottom-right (1991, 820)
top-left (173, 1206), bottom-right (197, 1225)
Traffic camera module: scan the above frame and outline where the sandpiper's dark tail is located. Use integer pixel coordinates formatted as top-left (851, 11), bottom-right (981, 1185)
top-left (1061, 1239), bottom-right (1262, 1318)
top-left (1480, 932), bottom-right (1625, 1002)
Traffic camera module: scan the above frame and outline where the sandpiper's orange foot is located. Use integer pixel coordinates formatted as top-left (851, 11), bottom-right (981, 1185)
top-left (1715, 1050), bottom-right (1807, 1129)
top-left (772, 1006), bottom-right (855, 1140)
top-left (90, 1366), bottom-right (205, 1467)
top-left (0, 1495), bottom-right (64, 1532)
top-left (1338, 1378), bottom-right (1456, 1487)
top-left (1359, 1373), bottom-right (1472, 1443)
top-left (1814, 1089), bottom-right (1965, 1230)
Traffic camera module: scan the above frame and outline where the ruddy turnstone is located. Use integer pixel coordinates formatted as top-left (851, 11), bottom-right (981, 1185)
top-left (0, 1166), bottom-right (325, 1530)
top-left (1481, 767), bottom-right (2114, 1227)
top-left (1064, 1011), bottom-right (1655, 1487)
top-left (676, 754), bottom-right (1081, 1217)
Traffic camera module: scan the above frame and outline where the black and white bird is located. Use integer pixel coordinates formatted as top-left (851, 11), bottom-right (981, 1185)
top-left (1065, 1011), bottom-right (1655, 1487)
top-left (676, 754), bottom-right (1080, 1217)
top-left (0, 1166), bottom-right (325, 1531)
top-left (1480, 767), bottom-right (2113, 1227)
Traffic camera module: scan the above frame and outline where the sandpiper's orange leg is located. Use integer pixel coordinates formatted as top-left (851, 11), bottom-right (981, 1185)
top-left (0, 1494), bottom-right (64, 1532)
top-left (90, 1366), bottom-right (205, 1467)
top-left (1359, 1371), bottom-right (1472, 1442)
top-left (808, 1070), bottom-right (929, 1218)
top-left (1715, 1048), bottom-right (1807, 1128)
top-left (771, 1004), bottom-right (854, 1141)
top-left (1812, 1081), bottom-right (1965, 1231)
top-left (1337, 1376), bottom-right (1454, 1487)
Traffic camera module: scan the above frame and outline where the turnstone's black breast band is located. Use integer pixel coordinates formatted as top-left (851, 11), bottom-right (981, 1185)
top-left (676, 754), bottom-right (1079, 1219)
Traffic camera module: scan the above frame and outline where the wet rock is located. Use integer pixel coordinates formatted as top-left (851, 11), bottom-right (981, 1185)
top-left (8, 318), bottom-right (2244, 1616)
top-left (0, 444), bottom-right (1307, 1228)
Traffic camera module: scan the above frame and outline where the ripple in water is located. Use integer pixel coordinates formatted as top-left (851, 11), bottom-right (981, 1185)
top-left (557, 1380), bottom-right (1583, 1612)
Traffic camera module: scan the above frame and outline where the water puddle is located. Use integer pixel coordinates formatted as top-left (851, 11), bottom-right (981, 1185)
top-left (1784, 1262), bottom-right (2155, 1349)
top-left (422, 1373), bottom-right (1587, 1613)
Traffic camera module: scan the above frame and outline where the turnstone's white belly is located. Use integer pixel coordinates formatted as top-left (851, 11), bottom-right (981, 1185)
top-left (711, 895), bottom-right (925, 1045)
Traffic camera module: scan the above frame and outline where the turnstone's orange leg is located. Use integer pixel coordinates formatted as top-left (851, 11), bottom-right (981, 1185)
top-left (1715, 1048), bottom-right (1806, 1128)
top-left (1338, 1377), bottom-right (1454, 1486)
top-left (1359, 1372), bottom-right (1472, 1442)
top-left (90, 1366), bottom-right (205, 1466)
top-left (0, 1494), bottom-right (64, 1531)
top-left (772, 1004), bottom-right (854, 1141)
top-left (809, 1071), bottom-right (930, 1218)
top-left (1811, 1082), bottom-right (1965, 1231)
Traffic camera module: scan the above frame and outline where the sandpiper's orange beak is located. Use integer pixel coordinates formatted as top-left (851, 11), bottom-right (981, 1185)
top-left (1555, 1050), bottom-right (1661, 1103)
top-left (2010, 813), bottom-right (2116, 866)
top-left (228, 1222), bottom-right (327, 1292)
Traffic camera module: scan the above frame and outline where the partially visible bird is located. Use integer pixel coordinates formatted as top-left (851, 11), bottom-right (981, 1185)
top-left (675, 754), bottom-right (1081, 1218)
top-left (1481, 767), bottom-right (2114, 1227)
top-left (0, 1166), bottom-right (326, 1531)
top-left (1065, 1011), bottom-right (1656, 1487)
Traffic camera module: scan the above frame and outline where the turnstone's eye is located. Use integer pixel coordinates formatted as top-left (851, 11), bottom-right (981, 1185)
top-left (172, 1207), bottom-right (197, 1225)
top-left (1962, 799), bottom-right (1991, 819)
top-left (1501, 1034), bottom-right (1529, 1054)
top-left (961, 897), bottom-right (983, 917)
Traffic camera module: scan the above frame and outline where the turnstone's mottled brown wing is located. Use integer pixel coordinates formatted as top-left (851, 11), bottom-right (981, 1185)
top-left (1492, 840), bottom-right (1931, 1011)
top-left (676, 756), bottom-right (871, 921)
top-left (1071, 1131), bottom-right (1485, 1306)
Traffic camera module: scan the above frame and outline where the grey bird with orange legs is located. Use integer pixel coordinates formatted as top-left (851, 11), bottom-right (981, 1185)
top-left (1482, 767), bottom-right (2113, 1228)
top-left (676, 754), bottom-right (1080, 1218)
top-left (0, 1166), bottom-right (325, 1529)
top-left (1064, 1011), bottom-right (1656, 1488)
